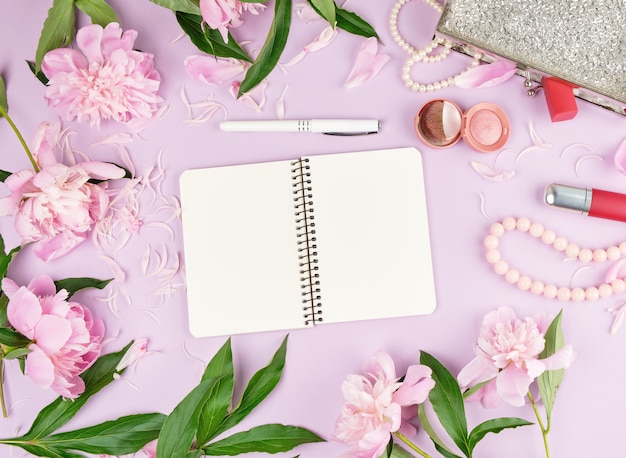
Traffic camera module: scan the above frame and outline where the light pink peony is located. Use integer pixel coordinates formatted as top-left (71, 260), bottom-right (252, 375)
top-left (41, 22), bottom-right (162, 126)
top-left (199, 0), bottom-right (266, 43)
top-left (0, 122), bottom-right (126, 261)
top-left (2, 276), bottom-right (104, 399)
top-left (332, 351), bottom-right (435, 458)
top-left (457, 306), bottom-right (575, 408)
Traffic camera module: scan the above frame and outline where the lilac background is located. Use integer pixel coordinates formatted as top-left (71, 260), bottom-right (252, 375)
top-left (1, 1), bottom-right (626, 457)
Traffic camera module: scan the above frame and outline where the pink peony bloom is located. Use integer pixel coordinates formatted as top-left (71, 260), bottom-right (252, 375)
top-left (0, 122), bottom-right (126, 261)
top-left (184, 55), bottom-right (245, 85)
top-left (199, 0), bottom-right (266, 43)
top-left (458, 306), bottom-right (575, 408)
top-left (41, 22), bottom-right (162, 127)
top-left (2, 276), bottom-right (104, 399)
top-left (332, 351), bottom-right (435, 458)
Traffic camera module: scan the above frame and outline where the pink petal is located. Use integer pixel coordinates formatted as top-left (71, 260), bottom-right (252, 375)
top-left (25, 345), bottom-right (55, 388)
top-left (184, 55), bottom-right (245, 86)
top-left (41, 48), bottom-right (87, 78)
top-left (605, 258), bottom-right (626, 282)
top-left (457, 354), bottom-right (498, 389)
top-left (27, 275), bottom-right (60, 297)
top-left (34, 315), bottom-right (72, 354)
top-left (455, 60), bottom-right (517, 89)
top-left (296, 2), bottom-right (320, 23)
top-left (79, 161), bottom-right (126, 180)
top-left (496, 366), bottom-right (532, 407)
top-left (345, 37), bottom-right (390, 89)
top-left (479, 379), bottom-right (502, 408)
top-left (542, 345), bottom-right (576, 370)
top-left (613, 138), bottom-right (626, 175)
top-left (303, 25), bottom-right (338, 53)
top-left (6, 287), bottom-right (43, 338)
top-left (393, 364), bottom-right (434, 406)
top-left (470, 161), bottom-right (515, 181)
top-left (1, 278), bottom-right (19, 298)
top-left (76, 23), bottom-right (105, 63)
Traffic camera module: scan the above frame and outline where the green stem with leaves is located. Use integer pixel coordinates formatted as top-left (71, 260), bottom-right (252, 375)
top-left (0, 105), bottom-right (39, 172)
top-left (394, 431), bottom-right (433, 458)
top-left (528, 390), bottom-right (550, 458)
top-left (0, 358), bottom-right (6, 418)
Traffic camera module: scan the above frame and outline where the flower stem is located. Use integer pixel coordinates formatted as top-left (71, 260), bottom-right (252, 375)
top-left (528, 390), bottom-right (550, 458)
top-left (394, 431), bottom-right (433, 458)
top-left (0, 105), bottom-right (39, 172)
top-left (0, 359), bottom-right (7, 418)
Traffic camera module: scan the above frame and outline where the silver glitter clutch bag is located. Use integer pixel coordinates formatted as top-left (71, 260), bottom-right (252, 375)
top-left (436, 0), bottom-right (626, 118)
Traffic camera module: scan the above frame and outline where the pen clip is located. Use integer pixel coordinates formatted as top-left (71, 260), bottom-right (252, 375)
top-left (322, 131), bottom-right (378, 136)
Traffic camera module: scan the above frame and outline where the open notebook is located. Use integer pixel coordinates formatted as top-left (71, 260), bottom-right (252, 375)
top-left (180, 147), bottom-right (437, 337)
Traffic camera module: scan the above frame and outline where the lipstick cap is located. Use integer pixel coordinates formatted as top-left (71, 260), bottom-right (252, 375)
top-left (544, 183), bottom-right (592, 214)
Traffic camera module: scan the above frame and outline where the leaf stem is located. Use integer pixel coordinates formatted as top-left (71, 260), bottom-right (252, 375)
top-left (0, 358), bottom-right (7, 418)
top-left (394, 431), bottom-right (433, 458)
top-left (0, 105), bottom-right (39, 172)
top-left (528, 390), bottom-right (550, 458)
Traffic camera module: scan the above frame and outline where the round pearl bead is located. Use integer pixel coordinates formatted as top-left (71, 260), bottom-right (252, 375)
top-left (593, 249), bottom-right (608, 263)
top-left (571, 288), bottom-right (586, 302)
top-left (599, 283), bottom-right (613, 298)
top-left (585, 287), bottom-right (600, 301)
top-left (607, 246), bottom-right (621, 260)
top-left (484, 235), bottom-right (499, 249)
top-left (502, 217), bottom-right (517, 230)
top-left (613, 279), bottom-right (626, 294)
top-left (578, 248), bottom-right (593, 263)
top-left (517, 275), bottom-right (532, 290)
top-left (565, 243), bottom-right (580, 259)
top-left (620, 241), bottom-right (626, 254)
top-left (557, 287), bottom-right (571, 301)
top-left (529, 223), bottom-right (544, 237)
top-left (530, 280), bottom-right (545, 295)
top-left (516, 217), bottom-right (531, 232)
top-left (486, 249), bottom-right (501, 264)
top-left (541, 230), bottom-right (556, 244)
top-left (505, 269), bottom-right (520, 284)
top-left (553, 237), bottom-right (568, 251)
top-left (494, 260), bottom-right (509, 275)
top-left (543, 284), bottom-right (558, 299)
top-left (490, 223), bottom-right (505, 236)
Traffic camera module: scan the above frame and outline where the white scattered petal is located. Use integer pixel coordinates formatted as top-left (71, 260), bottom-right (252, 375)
top-left (575, 154), bottom-right (604, 177)
top-left (529, 121), bottom-right (552, 148)
top-left (183, 340), bottom-right (205, 366)
top-left (478, 192), bottom-right (489, 218)
top-left (609, 301), bottom-right (626, 334)
top-left (515, 145), bottom-right (544, 162)
top-left (560, 142), bottom-right (594, 158)
top-left (569, 264), bottom-right (594, 287)
top-left (470, 161), bottom-right (515, 181)
top-left (276, 84), bottom-right (289, 119)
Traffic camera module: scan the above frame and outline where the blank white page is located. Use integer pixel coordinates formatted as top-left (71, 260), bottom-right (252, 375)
top-left (180, 161), bottom-right (305, 337)
top-left (305, 147), bottom-right (436, 324)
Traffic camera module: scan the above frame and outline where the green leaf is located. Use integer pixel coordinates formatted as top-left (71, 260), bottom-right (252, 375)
top-left (203, 424), bottom-right (324, 456)
top-left (309, 0), bottom-right (335, 27)
top-left (148, 0), bottom-right (200, 14)
top-left (27, 60), bottom-right (50, 85)
top-left (40, 413), bottom-right (165, 455)
top-left (537, 310), bottom-right (565, 426)
top-left (0, 295), bottom-right (9, 328)
top-left (35, 0), bottom-right (76, 73)
top-left (419, 351), bottom-right (471, 457)
top-left (390, 445), bottom-right (415, 458)
top-left (17, 443), bottom-right (83, 458)
top-left (468, 417), bottom-right (533, 453)
top-left (3, 347), bottom-right (30, 360)
top-left (0, 234), bottom-right (21, 283)
top-left (75, 0), bottom-right (119, 26)
top-left (175, 12), bottom-right (251, 62)
top-left (156, 376), bottom-right (223, 458)
top-left (417, 404), bottom-right (462, 458)
top-left (19, 341), bottom-right (134, 440)
top-left (238, 0), bottom-right (291, 96)
top-left (197, 339), bottom-right (234, 445)
top-left (54, 277), bottom-right (113, 298)
top-left (216, 335), bottom-right (288, 434)
top-left (0, 75), bottom-right (7, 115)
top-left (335, 5), bottom-right (379, 39)
top-left (0, 170), bottom-right (11, 182)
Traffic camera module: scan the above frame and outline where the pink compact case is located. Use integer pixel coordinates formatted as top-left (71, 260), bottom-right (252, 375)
top-left (414, 100), bottom-right (510, 153)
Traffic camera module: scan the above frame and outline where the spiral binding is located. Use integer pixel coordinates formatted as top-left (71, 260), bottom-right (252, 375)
top-left (291, 158), bottom-right (323, 325)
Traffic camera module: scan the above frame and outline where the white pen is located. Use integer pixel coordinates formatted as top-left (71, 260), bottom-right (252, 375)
top-left (219, 119), bottom-right (380, 135)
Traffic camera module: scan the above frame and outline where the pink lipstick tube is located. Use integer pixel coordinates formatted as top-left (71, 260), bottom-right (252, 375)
top-left (545, 183), bottom-right (626, 222)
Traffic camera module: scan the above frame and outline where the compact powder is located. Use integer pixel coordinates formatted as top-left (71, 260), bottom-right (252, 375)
top-left (469, 109), bottom-right (502, 146)
top-left (414, 100), bottom-right (510, 153)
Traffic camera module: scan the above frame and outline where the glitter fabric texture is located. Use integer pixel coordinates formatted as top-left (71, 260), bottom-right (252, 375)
top-left (436, 0), bottom-right (626, 105)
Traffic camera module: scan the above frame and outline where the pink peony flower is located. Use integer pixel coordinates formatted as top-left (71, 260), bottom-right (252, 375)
top-left (0, 122), bottom-right (126, 261)
top-left (2, 275), bottom-right (104, 399)
top-left (199, 0), bottom-right (266, 43)
top-left (457, 306), bottom-right (575, 408)
top-left (41, 22), bottom-right (162, 127)
top-left (332, 351), bottom-right (435, 458)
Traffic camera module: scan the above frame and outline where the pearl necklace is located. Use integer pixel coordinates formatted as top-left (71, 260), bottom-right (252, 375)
top-left (485, 217), bottom-right (626, 302)
top-left (389, 0), bottom-right (483, 92)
